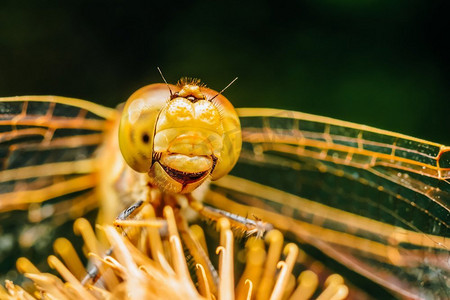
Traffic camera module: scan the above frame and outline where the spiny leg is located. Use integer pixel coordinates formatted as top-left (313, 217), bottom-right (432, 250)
top-left (113, 199), bottom-right (145, 229)
top-left (187, 194), bottom-right (273, 238)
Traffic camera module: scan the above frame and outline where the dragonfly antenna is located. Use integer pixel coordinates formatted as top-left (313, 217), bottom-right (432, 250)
top-left (157, 67), bottom-right (173, 98)
top-left (209, 77), bottom-right (238, 101)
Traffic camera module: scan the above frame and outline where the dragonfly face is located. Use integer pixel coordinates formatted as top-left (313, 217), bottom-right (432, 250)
top-left (118, 80), bottom-right (242, 193)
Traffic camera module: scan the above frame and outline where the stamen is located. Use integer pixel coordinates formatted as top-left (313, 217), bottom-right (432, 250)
top-left (102, 228), bottom-right (157, 300)
top-left (197, 263), bottom-right (213, 300)
top-left (53, 238), bottom-right (85, 280)
top-left (216, 246), bottom-right (225, 254)
top-left (24, 273), bottom-right (67, 299)
top-left (47, 255), bottom-right (96, 300)
top-left (245, 279), bottom-right (253, 300)
top-left (4, 280), bottom-right (35, 299)
top-left (73, 218), bottom-right (100, 256)
top-left (170, 236), bottom-right (192, 282)
top-left (16, 257), bottom-right (40, 275)
top-left (137, 204), bottom-right (171, 274)
top-left (165, 208), bottom-right (199, 293)
top-left (88, 253), bottom-right (126, 276)
top-left (270, 243), bottom-right (299, 300)
top-left (257, 230), bottom-right (284, 300)
top-left (86, 284), bottom-right (113, 298)
top-left (7, 202), bottom-right (353, 300)
top-left (217, 218), bottom-right (234, 300)
top-left (284, 275), bottom-right (296, 299)
top-left (162, 207), bottom-right (200, 296)
top-left (104, 226), bottom-right (141, 278)
top-left (170, 202), bottom-right (219, 294)
top-left (290, 270), bottom-right (319, 300)
top-left (75, 219), bottom-right (120, 289)
top-left (235, 237), bottom-right (265, 299)
top-left (163, 206), bottom-right (180, 239)
top-left (190, 224), bottom-right (209, 256)
top-left (324, 274), bottom-right (344, 288)
top-left (317, 274), bottom-right (348, 300)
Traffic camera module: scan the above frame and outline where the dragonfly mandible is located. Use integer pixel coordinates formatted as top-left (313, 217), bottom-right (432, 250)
top-left (0, 78), bottom-right (449, 299)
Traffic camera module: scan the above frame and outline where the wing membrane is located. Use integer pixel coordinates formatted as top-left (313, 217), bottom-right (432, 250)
top-left (0, 96), bottom-right (116, 280)
top-left (208, 108), bottom-right (450, 299)
top-left (0, 96), bottom-right (116, 210)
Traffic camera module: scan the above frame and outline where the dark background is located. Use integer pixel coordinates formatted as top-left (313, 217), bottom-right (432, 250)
top-left (1, 0), bottom-right (449, 144)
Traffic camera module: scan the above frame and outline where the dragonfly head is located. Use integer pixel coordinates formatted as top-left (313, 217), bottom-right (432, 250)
top-left (119, 81), bottom-right (242, 194)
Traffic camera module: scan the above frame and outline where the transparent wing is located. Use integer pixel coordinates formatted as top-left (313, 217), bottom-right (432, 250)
top-left (208, 108), bottom-right (450, 299)
top-left (0, 96), bottom-right (116, 279)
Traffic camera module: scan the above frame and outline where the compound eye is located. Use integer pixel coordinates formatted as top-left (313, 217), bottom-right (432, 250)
top-left (119, 83), bottom-right (173, 173)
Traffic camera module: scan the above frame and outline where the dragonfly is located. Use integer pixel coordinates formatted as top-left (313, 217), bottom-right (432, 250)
top-left (0, 78), bottom-right (449, 299)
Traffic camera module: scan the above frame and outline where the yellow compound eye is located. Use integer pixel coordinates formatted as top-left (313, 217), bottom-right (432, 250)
top-left (202, 89), bottom-right (242, 181)
top-left (119, 83), bottom-right (175, 173)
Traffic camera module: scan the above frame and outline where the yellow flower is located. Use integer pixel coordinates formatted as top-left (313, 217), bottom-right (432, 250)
top-left (1, 205), bottom-right (348, 300)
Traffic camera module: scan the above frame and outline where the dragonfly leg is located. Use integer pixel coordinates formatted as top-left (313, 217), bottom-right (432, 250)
top-left (187, 195), bottom-right (273, 238)
top-left (113, 199), bottom-right (145, 226)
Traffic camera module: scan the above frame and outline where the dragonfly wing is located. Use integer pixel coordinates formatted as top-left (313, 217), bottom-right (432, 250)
top-left (0, 96), bottom-right (116, 279)
top-left (208, 108), bottom-right (450, 299)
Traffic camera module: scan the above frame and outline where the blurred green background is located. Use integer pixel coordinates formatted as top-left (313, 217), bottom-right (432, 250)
top-left (0, 0), bottom-right (448, 144)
